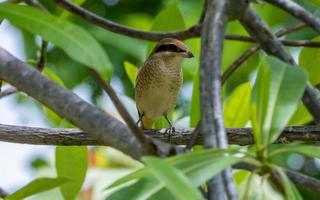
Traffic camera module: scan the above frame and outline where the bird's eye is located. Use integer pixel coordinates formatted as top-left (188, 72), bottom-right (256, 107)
top-left (155, 44), bottom-right (183, 53)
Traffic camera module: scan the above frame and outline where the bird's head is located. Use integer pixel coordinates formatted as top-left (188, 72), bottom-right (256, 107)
top-left (149, 38), bottom-right (194, 62)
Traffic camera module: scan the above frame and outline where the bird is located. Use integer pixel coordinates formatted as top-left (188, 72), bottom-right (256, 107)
top-left (135, 38), bottom-right (194, 130)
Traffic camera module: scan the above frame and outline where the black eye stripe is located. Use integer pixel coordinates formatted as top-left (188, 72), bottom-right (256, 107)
top-left (155, 44), bottom-right (185, 53)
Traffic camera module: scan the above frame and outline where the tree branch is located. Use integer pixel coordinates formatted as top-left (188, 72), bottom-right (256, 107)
top-left (239, 7), bottom-right (320, 126)
top-left (200, 0), bottom-right (238, 199)
top-left (0, 47), bottom-right (145, 159)
top-left (54, 0), bottom-right (201, 41)
top-left (264, 0), bottom-right (320, 33)
top-left (1, 124), bottom-right (320, 146)
top-left (53, 0), bottom-right (320, 48)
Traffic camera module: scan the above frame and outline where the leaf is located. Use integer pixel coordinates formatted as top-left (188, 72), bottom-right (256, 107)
top-left (251, 56), bottom-right (307, 146)
top-left (43, 68), bottom-right (65, 86)
top-left (0, 3), bottom-right (112, 78)
top-left (251, 59), bottom-right (271, 146)
top-left (299, 36), bottom-right (320, 85)
top-left (288, 104), bottom-right (312, 125)
top-left (269, 144), bottom-right (320, 159)
top-left (304, 0), bottom-right (320, 7)
top-left (55, 146), bottom-right (88, 200)
top-left (190, 71), bottom-right (200, 127)
top-left (107, 149), bottom-right (241, 198)
top-left (143, 157), bottom-right (204, 200)
top-left (107, 177), bottom-right (177, 200)
top-left (275, 167), bottom-right (303, 200)
top-left (124, 61), bottom-right (138, 85)
top-left (147, 3), bottom-right (185, 55)
top-left (92, 27), bottom-right (147, 62)
top-left (224, 82), bottom-right (251, 128)
top-left (5, 178), bottom-right (68, 200)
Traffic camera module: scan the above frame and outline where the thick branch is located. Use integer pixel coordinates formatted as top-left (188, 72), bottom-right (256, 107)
top-left (201, 1), bottom-right (238, 199)
top-left (1, 124), bottom-right (320, 146)
top-left (240, 7), bottom-right (320, 126)
top-left (264, 0), bottom-right (320, 33)
top-left (0, 47), bottom-right (145, 159)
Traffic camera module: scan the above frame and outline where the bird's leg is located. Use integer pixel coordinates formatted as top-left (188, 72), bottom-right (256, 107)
top-left (136, 110), bottom-right (145, 129)
top-left (163, 114), bottom-right (175, 137)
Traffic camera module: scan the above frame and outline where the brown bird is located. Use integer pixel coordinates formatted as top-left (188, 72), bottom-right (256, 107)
top-left (135, 38), bottom-right (194, 130)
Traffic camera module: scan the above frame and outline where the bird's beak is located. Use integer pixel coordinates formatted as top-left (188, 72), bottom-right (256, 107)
top-left (182, 51), bottom-right (194, 58)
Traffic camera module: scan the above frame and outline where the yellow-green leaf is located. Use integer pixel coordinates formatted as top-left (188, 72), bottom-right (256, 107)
top-left (224, 82), bottom-right (251, 128)
top-left (124, 61), bottom-right (138, 85)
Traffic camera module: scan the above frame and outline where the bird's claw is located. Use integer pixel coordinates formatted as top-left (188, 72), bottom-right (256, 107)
top-left (164, 126), bottom-right (176, 141)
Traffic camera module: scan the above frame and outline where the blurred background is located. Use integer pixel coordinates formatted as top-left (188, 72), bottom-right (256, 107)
top-left (1, 0), bottom-right (320, 199)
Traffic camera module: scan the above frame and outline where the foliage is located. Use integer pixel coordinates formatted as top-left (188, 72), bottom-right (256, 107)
top-left (0, 0), bottom-right (320, 199)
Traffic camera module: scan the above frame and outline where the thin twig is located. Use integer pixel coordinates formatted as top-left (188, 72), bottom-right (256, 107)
top-left (54, 0), bottom-right (201, 41)
top-left (225, 35), bottom-right (320, 47)
top-left (89, 69), bottom-right (155, 155)
top-left (275, 22), bottom-right (307, 37)
top-left (264, 0), bottom-right (320, 33)
top-left (53, 0), bottom-right (320, 47)
top-left (36, 40), bottom-right (48, 71)
top-left (222, 45), bottom-right (260, 85)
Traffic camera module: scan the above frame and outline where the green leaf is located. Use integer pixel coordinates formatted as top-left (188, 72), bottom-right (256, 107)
top-left (299, 36), bottom-right (320, 85)
top-left (55, 146), bottom-right (88, 200)
top-left (107, 149), bottom-right (241, 198)
top-left (6, 178), bottom-right (68, 200)
top-left (269, 144), bottom-right (320, 159)
top-left (107, 177), bottom-right (177, 200)
top-left (275, 167), bottom-right (303, 200)
top-left (251, 59), bottom-right (271, 146)
top-left (92, 27), bottom-right (147, 62)
top-left (43, 68), bottom-right (65, 86)
top-left (288, 104), bottom-right (312, 125)
top-left (0, 3), bottom-right (112, 78)
top-left (224, 82), bottom-right (251, 128)
top-left (147, 3), bottom-right (185, 55)
top-left (304, 0), bottom-right (320, 7)
top-left (190, 71), bottom-right (200, 127)
top-left (143, 157), bottom-right (204, 200)
top-left (107, 169), bottom-right (149, 189)
top-left (124, 61), bottom-right (138, 85)
top-left (251, 56), bottom-right (307, 146)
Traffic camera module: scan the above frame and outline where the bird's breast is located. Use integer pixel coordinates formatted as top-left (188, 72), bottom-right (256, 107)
top-left (135, 62), bottom-right (183, 120)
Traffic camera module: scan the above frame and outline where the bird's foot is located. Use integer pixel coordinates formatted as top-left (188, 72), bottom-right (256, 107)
top-left (164, 126), bottom-right (176, 141)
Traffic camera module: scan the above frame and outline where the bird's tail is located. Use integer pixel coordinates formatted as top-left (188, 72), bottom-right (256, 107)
top-left (142, 116), bottom-right (154, 129)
